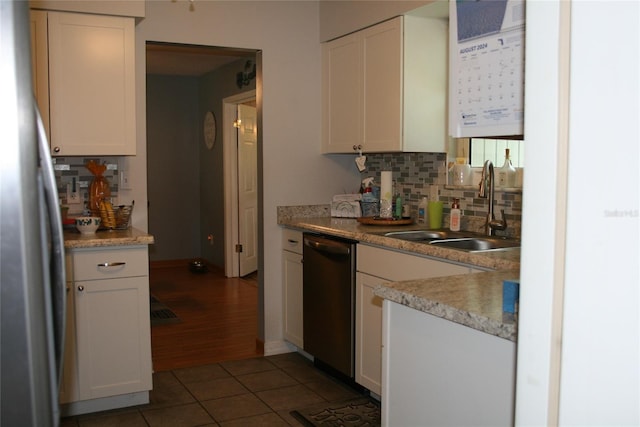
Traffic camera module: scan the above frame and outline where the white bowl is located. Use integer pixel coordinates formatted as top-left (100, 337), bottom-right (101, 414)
top-left (75, 216), bottom-right (101, 234)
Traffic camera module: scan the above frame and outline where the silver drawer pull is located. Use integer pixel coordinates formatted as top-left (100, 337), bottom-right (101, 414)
top-left (97, 262), bottom-right (126, 267)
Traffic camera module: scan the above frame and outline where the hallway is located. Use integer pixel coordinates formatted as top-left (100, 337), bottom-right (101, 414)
top-left (149, 262), bottom-right (262, 372)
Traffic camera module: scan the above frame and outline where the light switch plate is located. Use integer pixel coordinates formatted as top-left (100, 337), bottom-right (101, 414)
top-left (120, 171), bottom-right (132, 190)
top-left (67, 183), bottom-right (81, 204)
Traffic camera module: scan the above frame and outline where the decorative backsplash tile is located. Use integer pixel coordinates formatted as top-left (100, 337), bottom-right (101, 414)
top-left (53, 157), bottom-right (119, 209)
top-left (361, 153), bottom-right (522, 237)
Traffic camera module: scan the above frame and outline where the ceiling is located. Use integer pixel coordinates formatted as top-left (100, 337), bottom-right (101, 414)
top-left (146, 43), bottom-right (256, 77)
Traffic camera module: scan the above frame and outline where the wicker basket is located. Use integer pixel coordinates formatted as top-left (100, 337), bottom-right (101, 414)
top-left (98, 200), bottom-right (134, 230)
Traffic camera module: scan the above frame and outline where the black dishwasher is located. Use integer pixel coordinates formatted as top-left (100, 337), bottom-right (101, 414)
top-left (302, 233), bottom-right (356, 379)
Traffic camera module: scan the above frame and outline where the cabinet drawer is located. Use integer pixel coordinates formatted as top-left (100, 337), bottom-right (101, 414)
top-left (357, 244), bottom-right (470, 281)
top-left (282, 228), bottom-right (303, 255)
top-left (71, 246), bottom-right (148, 281)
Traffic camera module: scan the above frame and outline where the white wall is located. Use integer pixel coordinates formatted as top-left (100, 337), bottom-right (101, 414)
top-left (127, 1), bottom-right (359, 350)
top-left (517, 1), bottom-right (639, 424)
top-left (319, 0), bottom-right (430, 41)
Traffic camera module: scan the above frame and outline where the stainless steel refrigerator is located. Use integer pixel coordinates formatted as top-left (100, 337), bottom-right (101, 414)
top-left (1, 1), bottom-right (66, 426)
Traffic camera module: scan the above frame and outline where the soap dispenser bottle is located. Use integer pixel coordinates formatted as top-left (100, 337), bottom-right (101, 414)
top-left (449, 198), bottom-right (461, 231)
top-left (417, 197), bottom-right (428, 225)
top-left (394, 183), bottom-right (403, 219)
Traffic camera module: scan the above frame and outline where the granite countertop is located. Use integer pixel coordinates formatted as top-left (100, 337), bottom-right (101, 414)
top-left (278, 206), bottom-right (520, 341)
top-left (278, 216), bottom-right (520, 271)
top-left (64, 227), bottom-right (154, 249)
top-left (375, 269), bottom-right (519, 341)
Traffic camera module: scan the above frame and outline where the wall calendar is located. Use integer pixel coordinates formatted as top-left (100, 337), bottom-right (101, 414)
top-left (449, 0), bottom-right (526, 138)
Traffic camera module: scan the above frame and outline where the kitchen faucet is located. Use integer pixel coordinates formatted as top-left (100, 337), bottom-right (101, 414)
top-left (479, 160), bottom-right (507, 236)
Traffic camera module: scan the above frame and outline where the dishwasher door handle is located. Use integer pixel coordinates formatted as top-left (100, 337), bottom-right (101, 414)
top-left (304, 237), bottom-right (351, 256)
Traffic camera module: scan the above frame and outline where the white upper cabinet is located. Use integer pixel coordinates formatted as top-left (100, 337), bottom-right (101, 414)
top-left (322, 31), bottom-right (362, 154)
top-left (322, 16), bottom-right (448, 154)
top-left (41, 11), bottom-right (136, 156)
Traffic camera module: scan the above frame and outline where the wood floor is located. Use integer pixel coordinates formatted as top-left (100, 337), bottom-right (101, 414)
top-left (149, 262), bottom-right (262, 372)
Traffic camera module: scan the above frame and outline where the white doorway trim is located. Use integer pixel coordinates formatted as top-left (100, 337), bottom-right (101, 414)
top-left (223, 89), bottom-right (257, 277)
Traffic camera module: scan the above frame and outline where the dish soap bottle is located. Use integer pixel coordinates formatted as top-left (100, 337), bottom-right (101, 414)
top-left (449, 198), bottom-right (461, 231)
top-left (497, 148), bottom-right (516, 188)
top-left (393, 188), bottom-right (402, 219)
top-left (417, 197), bottom-right (428, 225)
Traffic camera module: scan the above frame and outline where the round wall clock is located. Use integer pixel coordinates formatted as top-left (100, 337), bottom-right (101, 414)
top-left (204, 111), bottom-right (216, 149)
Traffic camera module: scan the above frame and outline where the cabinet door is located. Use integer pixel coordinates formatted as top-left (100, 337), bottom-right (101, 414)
top-left (59, 282), bottom-right (79, 404)
top-left (355, 272), bottom-right (384, 395)
top-left (29, 10), bottom-right (50, 140)
top-left (322, 32), bottom-right (361, 153)
top-left (355, 244), bottom-right (486, 396)
top-left (74, 276), bottom-right (151, 400)
top-left (282, 250), bottom-right (303, 348)
top-left (361, 17), bottom-right (402, 152)
top-left (47, 12), bottom-right (135, 156)
top-left (403, 15), bottom-right (448, 153)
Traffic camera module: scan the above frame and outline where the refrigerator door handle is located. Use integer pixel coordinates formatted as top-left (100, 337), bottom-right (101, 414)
top-left (35, 102), bottom-right (66, 385)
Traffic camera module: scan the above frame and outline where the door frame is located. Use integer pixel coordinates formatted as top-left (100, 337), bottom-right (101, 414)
top-left (223, 89), bottom-right (256, 277)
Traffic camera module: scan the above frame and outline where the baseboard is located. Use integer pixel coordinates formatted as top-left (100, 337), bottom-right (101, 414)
top-left (60, 391), bottom-right (149, 417)
top-left (263, 339), bottom-right (296, 356)
top-left (150, 258), bottom-right (194, 269)
top-left (150, 258), bottom-right (224, 274)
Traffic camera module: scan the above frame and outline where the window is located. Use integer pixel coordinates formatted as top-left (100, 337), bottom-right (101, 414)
top-left (469, 138), bottom-right (524, 168)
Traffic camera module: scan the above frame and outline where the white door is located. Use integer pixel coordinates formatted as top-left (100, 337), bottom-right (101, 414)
top-left (237, 104), bottom-right (258, 276)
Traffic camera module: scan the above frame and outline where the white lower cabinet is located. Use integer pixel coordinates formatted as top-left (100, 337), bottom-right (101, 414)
top-left (59, 256), bottom-right (78, 404)
top-left (62, 246), bottom-right (152, 415)
top-left (355, 244), bottom-right (484, 396)
top-left (282, 228), bottom-right (303, 348)
top-left (355, 272), bottom-right (384, 395)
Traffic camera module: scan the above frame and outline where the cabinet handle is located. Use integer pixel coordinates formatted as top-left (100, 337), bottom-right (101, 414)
top-left (53, 146), bottom-right (61, 153)
top-left (77, 285), bottom-right (84, 292)
top-left (352, 144), bottom-right (362, 151)
top-left (97, 262), bottom-right (126, 267)
top-left (287, 239), bottom-right (299, 244)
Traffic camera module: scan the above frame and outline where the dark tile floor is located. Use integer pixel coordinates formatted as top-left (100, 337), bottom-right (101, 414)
top-left (60, 352), bottom-right (367, 426)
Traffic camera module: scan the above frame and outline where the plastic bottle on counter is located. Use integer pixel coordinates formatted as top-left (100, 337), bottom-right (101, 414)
top-left (417, 197), bottom-right (428, 225)
top-left (449, 198), bottom-right (461, 231)
top-left (395, 192), bottom-right (403, 219)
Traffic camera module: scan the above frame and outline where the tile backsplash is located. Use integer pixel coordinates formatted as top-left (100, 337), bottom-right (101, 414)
top-left (53, 157), bottom-right (119, 213)
top-left (362, 153), bottom-right (522, 237)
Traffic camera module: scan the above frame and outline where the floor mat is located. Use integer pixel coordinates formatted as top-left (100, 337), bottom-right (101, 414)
top-left (150, 295), bottom-right (181, 325)
top-left (290, 397), bottom-right (380, 427)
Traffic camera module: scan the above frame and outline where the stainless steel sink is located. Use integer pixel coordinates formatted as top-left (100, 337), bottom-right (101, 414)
top-left (380, 229), bottom-right (520, 252)
top-left (382, 230), bottom-right (455, 241)
top-left (429, 237), bottom-right (520, 252)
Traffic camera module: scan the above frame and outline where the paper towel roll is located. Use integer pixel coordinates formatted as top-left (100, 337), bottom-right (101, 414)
top-left (380, 171), bottom-right (393, 218)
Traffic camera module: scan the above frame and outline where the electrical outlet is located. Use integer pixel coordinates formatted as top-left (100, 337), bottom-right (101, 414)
top-left (429, 185), bottom-right (439, 202)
